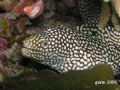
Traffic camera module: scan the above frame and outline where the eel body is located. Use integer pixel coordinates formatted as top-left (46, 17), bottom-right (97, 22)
top-left (21, 0), bottom-right (120, 76)
top-left (77, 0), bottom-right (101, 24)
top-left (21, 22), bottom-right (120, 75)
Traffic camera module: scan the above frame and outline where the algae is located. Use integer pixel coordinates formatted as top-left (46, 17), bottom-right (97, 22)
top-left (0, 16), bottom-right (9, 34)
top-left (6, 64), bottom-right (120, 90)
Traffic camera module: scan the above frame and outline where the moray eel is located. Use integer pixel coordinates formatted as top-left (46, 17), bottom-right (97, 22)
top-left (21, 0), bottom-right (120, 76)
top-left (77, 0), bottom-right (101, 24)
top-left (21, 20), bottom-right (120, 75)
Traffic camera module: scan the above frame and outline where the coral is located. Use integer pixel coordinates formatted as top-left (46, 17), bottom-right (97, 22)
top-left (0, 16), bottom-right (10, 34)
top-left (0, 38), bottom-right (8, 61)
top-left (1, 42), bottom-right (32, 77)
top-left (12, 0), bottom-right (33, 16)
top-left (23, 0), bottom-right (44, 19)
top-left (2, 0), bottom-right (18, 11)
top-left (0, 0), bottom-right (39, 78)
top-left (0, 38), bottom-right (7, 50)
top-left (16, 17), bottom-right (26, 33)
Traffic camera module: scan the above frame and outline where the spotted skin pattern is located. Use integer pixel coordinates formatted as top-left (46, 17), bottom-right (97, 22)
top-left (21, 0), bottom-right (120, 75)
top-left (21, 22), bottom-right (120, 74)
top-left (77, 0), bottom-right (101, 24)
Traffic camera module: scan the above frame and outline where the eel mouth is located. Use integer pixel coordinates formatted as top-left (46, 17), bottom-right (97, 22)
top-left (22, 46), bottom-right (40, 52)
top-left (22, 39), bottom-right (42, 54)
top-left (21, 47), bottom-right (40, 57)
top-left (21, 46), bottom-right (46, 61)
top-left (21, 47), bottom-right (31, 58)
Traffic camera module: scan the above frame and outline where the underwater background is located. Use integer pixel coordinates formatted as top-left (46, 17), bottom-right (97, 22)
top-left (0, 0), bottom-right (120, 90)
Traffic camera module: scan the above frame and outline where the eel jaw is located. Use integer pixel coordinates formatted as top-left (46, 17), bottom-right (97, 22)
top-left (21, 47), bottom-right (32, 58)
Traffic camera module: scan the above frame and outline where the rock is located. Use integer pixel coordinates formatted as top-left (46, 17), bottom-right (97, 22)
top-left (43, 0), bottom-right (55, 18)
top-left (6, 64), bottom-right (120, 90)
top-left (112, 0), bottom-right (120, 17)
top-left (63, 0), bottom-right (76, 8)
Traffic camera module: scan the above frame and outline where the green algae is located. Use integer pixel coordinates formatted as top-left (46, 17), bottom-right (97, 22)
top-left (6, 64), bottom-right (120, 90)
top-left (0, 16), bottom-right (9, 34)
